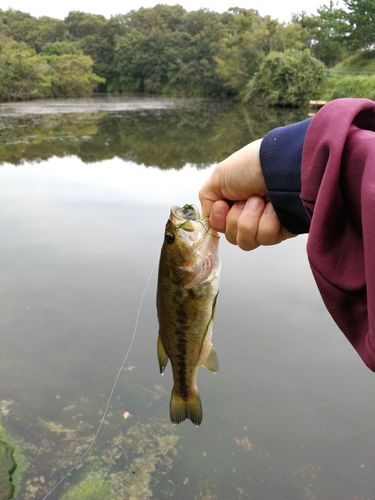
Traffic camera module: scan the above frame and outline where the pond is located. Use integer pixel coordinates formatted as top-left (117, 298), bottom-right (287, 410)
top-left (0, 95), bottom-right (375, 500)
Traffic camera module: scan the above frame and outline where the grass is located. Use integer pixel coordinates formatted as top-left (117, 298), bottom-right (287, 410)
top-left (319, 50), bottom-right (375, 101)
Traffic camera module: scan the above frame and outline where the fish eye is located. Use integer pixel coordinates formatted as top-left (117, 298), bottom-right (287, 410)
top-left (165, 232), bottom-right (175, 244)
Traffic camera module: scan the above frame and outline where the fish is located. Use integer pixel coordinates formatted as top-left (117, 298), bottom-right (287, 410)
top-left (156, 204), bottom-right (221, 426)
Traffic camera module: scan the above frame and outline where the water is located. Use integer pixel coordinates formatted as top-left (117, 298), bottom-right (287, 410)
top-left (0, 95), bottom-right (374, 500)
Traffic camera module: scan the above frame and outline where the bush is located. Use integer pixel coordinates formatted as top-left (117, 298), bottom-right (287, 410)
top-left (244, 49), bottom-right (326, 107)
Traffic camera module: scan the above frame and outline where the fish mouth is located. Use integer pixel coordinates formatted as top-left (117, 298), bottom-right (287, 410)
top-left (170, 204), bottom-right (218, 246)
top-left (168, 205), bottom-right (220, 287)
top-left (171, 204), bottom-right (200, 222)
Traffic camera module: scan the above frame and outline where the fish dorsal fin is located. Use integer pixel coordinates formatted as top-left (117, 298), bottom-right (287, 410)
top-left (157, 334), bottom-right (169, 374)
top-left (202, 345), bottom-right (219, 373)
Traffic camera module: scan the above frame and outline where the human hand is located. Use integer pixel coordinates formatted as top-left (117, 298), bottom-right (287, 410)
top-left (199, 139), bottom-right (296, 251)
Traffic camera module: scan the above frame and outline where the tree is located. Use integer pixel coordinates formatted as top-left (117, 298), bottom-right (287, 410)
top-left (127, 4), bottom-right (186, 33)
top-left (64, 11), bottom-right (107, 40)
top-left (215, 8), bottom-right (309, 94)
top-left (0, 40), bottom-right (105, 101)
top-left (164, 9), bottom-right (226, 95)
top-left (42, 41), bottom-right (81, 56)
top-left (114, 6), bottom-right (228, 95)
top-left (48, 54), bottom-right (105, 97)
top-left (0, 9), bottom-right (65, 52)
top-left (63, 11), bottom-right (128, 92)
top-left (0, 3), bottom-right (359, 102)
top-left (315, 2), bottom-right (350, 65)
top-left (114, 5), bottom-right (187, 93)
top-left (0, 41), bottom-right (54, 100)
top-left (245, 49), bottom-right (326, 107)
top-left (343, 0), bottom-right (375, 50)
top-left (300, 0), bottom-right (375, 59)
top-left (275, 21), bottom-right (311, 51)
top-left (114, 29), bottom-right (158, 93)
top-left (214, 9), bottom-right (284, 94)
top-left (91, 15), bottom-right (129, 92)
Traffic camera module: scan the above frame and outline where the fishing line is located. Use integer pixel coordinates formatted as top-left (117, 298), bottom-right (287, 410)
top-left (42, 257), bottom-right (159, 500)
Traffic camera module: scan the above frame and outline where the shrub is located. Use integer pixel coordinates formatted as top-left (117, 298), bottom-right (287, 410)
top-left (244, 49), bottom-right (326, 107)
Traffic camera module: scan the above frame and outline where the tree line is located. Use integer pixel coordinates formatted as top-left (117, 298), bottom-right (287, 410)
top-left (0, 1), bottom-right (374, 106)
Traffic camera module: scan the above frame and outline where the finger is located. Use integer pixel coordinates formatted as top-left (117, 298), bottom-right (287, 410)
top-left (225, 199), bottom-right (265, 249)
top-left (235, 197), bottom-right (265, 251)
top-left (199, 168), bottom-right (222, 218)
top-left (209, 200), bottom-right (230, 233)
top-left (224, 201), bottom-right (246, 246)
top-left (280, 227), bottom-right (298, 242)
top-left (257, 202), bottom-right (297, 245)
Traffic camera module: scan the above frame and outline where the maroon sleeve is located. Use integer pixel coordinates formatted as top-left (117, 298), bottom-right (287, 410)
top-left (301, 98), bottom-right (375, 370)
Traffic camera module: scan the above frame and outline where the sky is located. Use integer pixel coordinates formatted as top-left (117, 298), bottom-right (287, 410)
top-left (3, 0), bottom-right (326, 23)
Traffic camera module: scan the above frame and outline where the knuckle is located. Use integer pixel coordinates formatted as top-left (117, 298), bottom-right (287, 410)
top-left (238, 238), bottom-right (258, 251)
top-left (257, 218), bottom-right (281, 245)
top-left (224, 219), bottom-right (238, 246)
top-left (237, 215), bottom-right (257, 245)
top-left (236, 225), bottom-right (258, 251)
top-left (225, 232), bottom-right (238, 246)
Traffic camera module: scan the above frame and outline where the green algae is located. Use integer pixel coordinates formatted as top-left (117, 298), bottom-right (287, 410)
top-left (0, 440), bottom-right (15, 500)
top-left (0, 393), bottom-right (181, 499)
top-left (59, 419), bottom-right (180, 500)
top-left (39, 419), bottom-right (75, 436)
top-left (0, 402), bottom-right (28, 499)
top-left (60, 473), bottom-right (111, 500)
top-left (109, 422), bottom-right (180, 499)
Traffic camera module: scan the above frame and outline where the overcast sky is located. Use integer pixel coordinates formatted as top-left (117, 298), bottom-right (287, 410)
top-left (4, 0), bottom-right (327, 23)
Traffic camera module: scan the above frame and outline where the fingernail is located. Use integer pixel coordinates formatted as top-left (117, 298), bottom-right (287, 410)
top-left (247, 198), bottom-right (261, 212)
top-left (213, 204), bottom-right (225, 217)
top-left (265, 202), bottom-right (275, 214)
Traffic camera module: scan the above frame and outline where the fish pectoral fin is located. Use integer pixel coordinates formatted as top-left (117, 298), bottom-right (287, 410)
top-left (202, 344), bottom-right (219, 373)
top-left (170, 390), bottom-right (202, 426)
top-left (157, 334), bottom-right (169, 375)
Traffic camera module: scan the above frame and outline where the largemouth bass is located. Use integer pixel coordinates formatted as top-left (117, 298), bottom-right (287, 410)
top-left (156, 204), bottom-right (221, 426)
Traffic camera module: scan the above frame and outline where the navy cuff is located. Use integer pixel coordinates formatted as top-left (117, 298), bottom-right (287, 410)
top-left (260, 118), bottom-right (312, 234)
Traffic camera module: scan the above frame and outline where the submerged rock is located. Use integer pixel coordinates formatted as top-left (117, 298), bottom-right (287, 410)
top-left (0, 440), bottom-right (16, 500)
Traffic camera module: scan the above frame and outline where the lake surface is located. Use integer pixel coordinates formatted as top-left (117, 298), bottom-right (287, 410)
top-left (0, 95), bottom-right (375, 500)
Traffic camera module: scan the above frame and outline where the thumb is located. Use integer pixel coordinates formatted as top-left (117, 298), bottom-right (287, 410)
top-left (209, 200), bottom-right (229, 233)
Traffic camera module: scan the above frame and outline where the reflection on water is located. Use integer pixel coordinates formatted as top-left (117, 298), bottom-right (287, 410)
top-left (0, 96), bottom-right (375, 500)
top-left (0, 95), bottom-right (307, 168)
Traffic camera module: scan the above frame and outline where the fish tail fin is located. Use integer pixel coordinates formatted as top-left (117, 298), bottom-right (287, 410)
top-left (170, 389), bottom-right (202, 426)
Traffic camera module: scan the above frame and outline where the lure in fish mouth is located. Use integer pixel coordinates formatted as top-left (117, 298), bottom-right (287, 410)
top-left (156, 204), bottom-right (221, 426)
